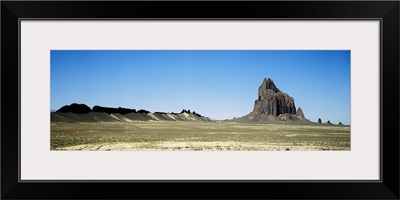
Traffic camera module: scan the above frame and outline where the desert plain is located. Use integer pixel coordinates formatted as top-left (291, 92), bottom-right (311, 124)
top-left (51, 121), bottom-right (350, 151)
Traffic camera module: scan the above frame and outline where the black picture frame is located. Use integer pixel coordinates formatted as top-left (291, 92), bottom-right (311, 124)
top-left (1, 1), bottom-right (399, 199)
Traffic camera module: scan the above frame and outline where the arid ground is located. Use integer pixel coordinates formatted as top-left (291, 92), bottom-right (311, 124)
top-left (51, 121), bottom-right (350, 151)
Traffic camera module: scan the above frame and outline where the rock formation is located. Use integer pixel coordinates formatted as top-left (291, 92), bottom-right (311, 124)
top-left (192, 111), bottom-right (202, 117)
top-left (252, 78), bottom-right (296, 116)
top-left (137, 109), bottom-right (150, 114)
top-left (318, 118), bottom-right (322, 123)
top-left (180, 109), bottom-right (190, 114)
top-left (52, 105), bottom-right (211, 123)
top-left (295, 107), bottom-right (305, 119)
top-left (56, 103), bottom-right (92, 114)
top-left (92, 105), bottom-right (136, 114)
top-left (232, 78), bottom-right (310, 123)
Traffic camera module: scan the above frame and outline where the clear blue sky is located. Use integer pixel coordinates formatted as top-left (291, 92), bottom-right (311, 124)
top-left (51, 50), bottom-right (350, 124)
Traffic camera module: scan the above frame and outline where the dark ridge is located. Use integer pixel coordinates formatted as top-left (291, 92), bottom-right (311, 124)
top-left (180, 109), bottom-right (191, 114)
top-left (137, 109), bottom-right (150, 114)
top-left (154, 112), bottom-right (167, 115)
top-left (56, 103), bottom-right (91, 114)
top-left (54, 104), bottom-right (205, 117)
top-left (92, 105), bottom-right (136, 115)
top-left (53, 104), bottom-right (209, 123)
top-left (192, 111), bottom-right (202, 117)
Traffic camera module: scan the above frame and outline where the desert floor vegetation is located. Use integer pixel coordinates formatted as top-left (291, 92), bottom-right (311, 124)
top-left (51, 121), bottom-right (350, 151)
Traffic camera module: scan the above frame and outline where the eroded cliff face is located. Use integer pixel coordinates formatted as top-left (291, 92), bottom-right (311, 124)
top-left (252, 78), bottom-right (296, 116)
top-left (232, 78), bottom-right (309, 123)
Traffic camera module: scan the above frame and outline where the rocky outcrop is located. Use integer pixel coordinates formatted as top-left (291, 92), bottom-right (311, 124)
top-left (92, 105), bottom-right (136, 114)
top-left (52, 108), bottom-right (211, 123)
top-left (252, 78), bottom-right (296, 116)
top-left (56, 103), bottom-right (92, 114)
top-left (52, 103), bottom-right (211, 122)
top-left (230, 78), bottom-right (311, 124)
top-left (318, 118), bottom-right (322, 123)
top-left (258, 78), bottom-right (280, 95)
top-left (180, 109), bottom-right (191, 114)
top-left (295, 107), bottom-right (305, 119)
top-left (137, 109), bottom-right (150, 114)
top-left (192, 111), bottom-right (202, 117)
top-left (338, 122), bottom-right (343, 126)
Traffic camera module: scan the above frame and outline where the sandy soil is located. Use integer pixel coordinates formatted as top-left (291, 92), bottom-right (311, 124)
top-left (56, 141), bottom-right (346, 151)
top-left (51, 121), bottom-right (350, 151)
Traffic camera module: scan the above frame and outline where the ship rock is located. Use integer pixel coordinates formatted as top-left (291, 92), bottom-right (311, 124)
top-left (231, 78), bottom-right (309, 123)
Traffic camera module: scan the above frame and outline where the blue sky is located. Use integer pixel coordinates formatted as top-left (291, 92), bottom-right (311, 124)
top-left (51, 50), bottom-right (350, 124)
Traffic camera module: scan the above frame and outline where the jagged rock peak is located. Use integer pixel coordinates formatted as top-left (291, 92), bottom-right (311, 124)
top-left (229, 77), bottom-right (312, 123)
top-left (259, 78), bottom-right (280, 95)
top-left (295, 107), bottom-right (305, 119)
top-left (253, 78), bottom-right (296, 117)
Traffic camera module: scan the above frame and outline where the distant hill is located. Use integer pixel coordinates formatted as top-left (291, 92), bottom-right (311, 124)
top-left (52, 103), bottom-right (212, 123)
top-left (56, 103), bottom-right (91, 114)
